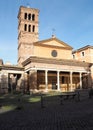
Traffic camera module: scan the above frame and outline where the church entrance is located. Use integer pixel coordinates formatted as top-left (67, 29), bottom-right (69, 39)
top-left (52, 82), bottom-right (57, 89)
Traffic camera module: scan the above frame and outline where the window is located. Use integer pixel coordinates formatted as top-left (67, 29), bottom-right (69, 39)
top-left (51, 50), bottom-right (57, 57)
top-left (24, 13), bottom-right (27, 19)
top-left (24, 24), bottom-right (27, 31)
top-left (32, 14), bottom-right (35, 21)
top-left (32, 25), bottom-right (35, 32)
top-left (28, 13), bottom-right (31, 20)
top-left (73, 54), bottom-right (75, 59)
top-left (81, 51), bottom-right (85, 57)
top-left (28, 25), bottom-right (31, 32)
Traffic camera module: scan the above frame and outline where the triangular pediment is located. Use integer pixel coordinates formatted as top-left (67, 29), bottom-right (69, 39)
top-left (34, 37), bottom-right (73, 49)
top-left (43, 39), bottom-right (66, 47)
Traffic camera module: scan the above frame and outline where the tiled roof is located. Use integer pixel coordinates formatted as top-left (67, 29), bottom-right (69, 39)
top-left (0, 64), bottom-right (24, 71)
top-left (22, 56), bottom-right (92, 67)
top-left (73, 45), bottom-right (93, 53)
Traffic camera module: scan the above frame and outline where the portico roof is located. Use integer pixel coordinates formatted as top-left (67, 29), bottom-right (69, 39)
top-left (22, 56), bottom-right (92, 68)
top-left (73, 45), bottom-right (93, 53)
top-left (0, 64), bottom-right (24, 71)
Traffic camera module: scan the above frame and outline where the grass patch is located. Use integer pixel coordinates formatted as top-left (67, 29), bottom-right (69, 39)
top-left (0, 105), bottom-right (16, 113)
top-left (3, 105), bottom-right (16, 110)
top-left (28, 96), bottom-right (41, 103)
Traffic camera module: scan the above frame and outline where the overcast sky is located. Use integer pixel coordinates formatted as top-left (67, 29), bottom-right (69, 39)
top-left (0, 0), bottom-right (93, 64)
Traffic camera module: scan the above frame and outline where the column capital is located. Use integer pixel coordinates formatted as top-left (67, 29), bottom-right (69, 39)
top-left (87, 71), bottom-right (91, 74)
top-left (45, 69), bottom-right (48, 72)
top-left (70, 71), bottom-right (73, 74)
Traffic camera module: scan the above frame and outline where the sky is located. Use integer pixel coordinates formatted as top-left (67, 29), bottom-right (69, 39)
top-left (0, 0), bottom-right (93, 64)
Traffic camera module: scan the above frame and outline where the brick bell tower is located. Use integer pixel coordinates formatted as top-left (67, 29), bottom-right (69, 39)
top-left (18, 6), bottom-right (39, 65)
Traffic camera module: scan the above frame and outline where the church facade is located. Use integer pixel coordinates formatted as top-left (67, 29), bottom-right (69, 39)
top-left (0, 6), bottom-right (93, 93)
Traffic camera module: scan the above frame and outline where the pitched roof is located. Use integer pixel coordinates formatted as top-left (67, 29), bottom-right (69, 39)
top-left (0, 64), bottom-right (24, 71)
top-left (73, 45), bottom-right (93, 53)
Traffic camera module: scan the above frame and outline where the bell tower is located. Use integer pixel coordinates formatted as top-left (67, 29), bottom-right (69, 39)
top-left (18, 6), bottom-right (39, 65)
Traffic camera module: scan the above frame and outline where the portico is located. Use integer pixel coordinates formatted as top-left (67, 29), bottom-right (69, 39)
top-left (36, 69), bottom-right (88, 92)
top-left (0, 65), bottom-right (24, 93)
top-left (23, 56), bottom-right (91, 92)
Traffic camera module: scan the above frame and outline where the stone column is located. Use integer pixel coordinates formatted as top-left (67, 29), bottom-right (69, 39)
top-left (29, 70), bottom-right (37, 90)
top-left (18, 73), bottom-right (24, 93)
top-left (45, 70), bottom-right (48, 90)
top-left (80, 72), bottom-right (82, 89)
top-left (16, 74), bottom-right (21, 91)
top-left (86, 71), bottom-right (92, 88)
top-left (70, 71), bottom-right (73, 91)
top-left (90, 65), bottom-right (93, 88)
top-left (0, 73), bottom-right (1, 93)
top-left (23, 72), bottom-right (28, 92)
top-left (57, 71), bottom-right (60, 91)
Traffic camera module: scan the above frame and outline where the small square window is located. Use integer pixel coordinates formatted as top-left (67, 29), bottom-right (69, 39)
top-left (73, 54), bottom-right (75, 59)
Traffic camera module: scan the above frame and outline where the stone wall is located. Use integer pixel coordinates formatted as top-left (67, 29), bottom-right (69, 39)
top-left (0, 72), bottom-right (8, 93)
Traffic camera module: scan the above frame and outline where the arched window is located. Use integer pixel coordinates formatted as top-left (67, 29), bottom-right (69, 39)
top-left (32, 14), bottom-right (35, 21)
top-left (32, 25), bottom-right (35, 32)
top-left (24, 13), bottom-right (27, 19)
top-left (28, 13), bottom-right (31, 20)
top-left (24, 24), bottom-right (27, 31)
top-left (28, 25), bottom-right (31, 32)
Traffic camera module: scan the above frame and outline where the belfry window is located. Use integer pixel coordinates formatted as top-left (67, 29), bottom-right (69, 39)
top-left (28, 25), bottom-right (31, 32)
top-left (28, 13), bottom-right (31, 20)
top-left (24, 13), bottom-right (27, 19)
top-left (32, 25), bottom-right (35, 32)
top-left (24, 24), bottom-right (27, 31)
top-left (32, 14), bottom-right (35, 21)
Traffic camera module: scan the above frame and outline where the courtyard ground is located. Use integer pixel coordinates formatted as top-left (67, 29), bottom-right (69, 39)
top-left (0, 90), bottom-right (93, 130)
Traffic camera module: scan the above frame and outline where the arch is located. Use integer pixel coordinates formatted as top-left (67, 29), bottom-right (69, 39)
top-left (28, 25), bottom-right (31, 32)
top-left (24, 13), bottom-right (27, 19)
top-left (32, 14), bottom-right (35, 21)
top-left (32, 25), bottom-right (35, 32)
top-left (28, 13), bottom-right (31, 20)
top-left (24, 24), bottom-right (27, 31)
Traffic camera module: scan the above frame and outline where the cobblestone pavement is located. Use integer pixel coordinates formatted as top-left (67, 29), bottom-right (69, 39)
top-left (0, 92), bottom-right (93, 130)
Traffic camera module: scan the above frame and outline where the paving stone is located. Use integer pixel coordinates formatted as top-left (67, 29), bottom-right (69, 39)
top-left (0, 94), bottom-right (93, 130)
